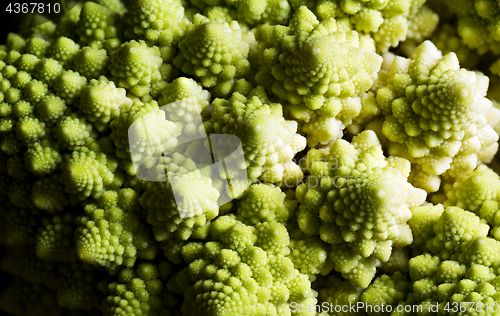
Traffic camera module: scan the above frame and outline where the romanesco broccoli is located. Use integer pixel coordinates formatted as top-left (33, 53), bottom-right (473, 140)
top-left (3, 0), bottom-right (500, 315)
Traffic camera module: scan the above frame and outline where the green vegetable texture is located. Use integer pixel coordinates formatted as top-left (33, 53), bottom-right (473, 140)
top-left (4, 0), bottom-right (500, 315)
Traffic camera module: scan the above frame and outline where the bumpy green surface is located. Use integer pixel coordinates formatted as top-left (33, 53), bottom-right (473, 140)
top-left (4, 0), bottom-right (500, 315)
top-left (374, 41), bottom-right (500, 192)
top-left (296, 130), bottom-right (426, 288)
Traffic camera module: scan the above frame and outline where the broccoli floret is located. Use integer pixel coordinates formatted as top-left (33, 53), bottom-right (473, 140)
top-left (60, 145), bottom-right (122, 202)
top-left (296, 130), bottom-right (426, 288)
top-left (123, 0), bottom-right (190, 45)
top-left (36, 212), bottom-right (77, 261)
top-left (100, 261), bottom-right (177, 315)
top-left (76, 2), bottom-right (122, 48)
top-left (139, 152), bottom-right (220, 241)
top-left (180, 215), bottom-right (317, 316)
top-left (108, 40), bottom-right (163, 97)
top-left (256, 7), bottom-right (382, 120)
top-left (205, 81), bottom-right (306, 185)
top-left (75, 188), bottom-right (157, 269)
top-left (374, 41), bottom-right (500, 192)
top-left (78, 76), bottom-right (132, 131)
top-left (174, 16), bottom-right (251, 97)
top-left (2, 0), bottom-right (500, 315)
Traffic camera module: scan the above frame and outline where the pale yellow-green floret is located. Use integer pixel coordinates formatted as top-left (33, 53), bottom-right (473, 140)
top-left (76, 1), bottom-right (122, 48)
top-left (108, 40), bottom-right (163, 97)
top-left (174, 16), bottom-right (251, 97)
top-left (75, 188), bottom-right (158, 269)
top-left (256, 7), bottom-right (382, 116)
top-left (2, 0), bottom-right (500, 315)
top-left (296, 130), bottom-right (426, 288)
top-left (123, 0), bottom-right (190, 45)
top-left (373, 41), bottom-right (500, 192)
top-left (205, 80), bottom-right (307, 186)
top-left (78, 76), bottom-right (132, 131)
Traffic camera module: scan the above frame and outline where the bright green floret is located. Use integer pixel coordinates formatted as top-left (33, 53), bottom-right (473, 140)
top-left (296, 130), bottom-right (426, 288)
top-left (174, 16), bottom-right (251, 97)
top-left (288, 230), bottom-right (330, 277)
top-left (36, 212), bottom-right (77, 262)
top-left (315, 275), bottom-right (362, 316)
top-left (101, 261), bottom-right (176, 315)
top-left (79, 76), bottom-right (132, 131)
top-left (405, 204), bottom-right (500, 312)
top-left (92, 0), bottom-right (127, 14)
top-left (76, 2), bottom-right (122, 48)
top-left (190, 0), bottom-right (291, 25)
top-left (32, 58), bottom-right (64, 88)
top-left (75, 188), bottom-right (158, 269)
top-left (205, 81), bottom-right (306, 185)
top-left (430, 23), bottom-right (481, 69)
top-left (237, 183), bottom-right (290, 224)
top-left (15, 116), bottom-right (46, 144)
top-left (25, 139), bottom-right (62, 176)
top-left (47, 37), bottom-right (80, 67)
top-left (2, 0), bottom-right (500, 315)
top-left (53, 113), bottom-right (96, 150)
top-left (53, 70), bottom-right (88, 105)
top-left (139, 152), bottom-right (220, 241)
top-left (109, 98), bottom-right (181, 164)
top-left (24, 37), bottom-right (50, 58)
top-left (60, 145), bottom-right (121, 202)
top-left (256, 7), bottom-right (382, 118)
top-left (374, 41), bottom-right (500, 192)
top-left (180, 214), bottom-right (317, 316)
top-left (108, 40), bottom-right (163, 97)
top-left (361, 272), bottom-right (411, 312)
top-left (158, 76), bottom-right (211, 137)
top-left (73, 46), bottom-right (111, 80)
top-left (123, 0), bottom-right (189, 45)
